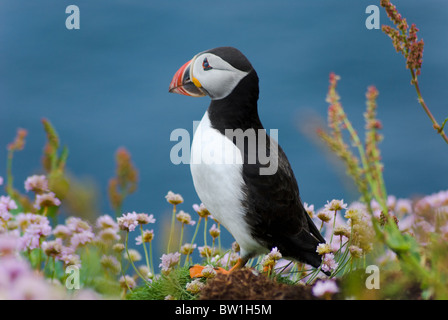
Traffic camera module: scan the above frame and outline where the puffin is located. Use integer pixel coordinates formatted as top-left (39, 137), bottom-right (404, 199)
top-left (168, 47), bottom-right (328, 276)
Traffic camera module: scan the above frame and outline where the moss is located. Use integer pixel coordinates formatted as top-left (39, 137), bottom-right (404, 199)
top-left (126, 266), bottom-right (200, 300)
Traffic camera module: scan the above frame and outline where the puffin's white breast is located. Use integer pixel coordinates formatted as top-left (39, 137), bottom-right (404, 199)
top-left (190, 111), bottom-right (265, 257)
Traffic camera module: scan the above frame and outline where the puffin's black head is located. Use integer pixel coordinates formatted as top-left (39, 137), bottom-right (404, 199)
top-left (169, 47), bottom-right (255, 100)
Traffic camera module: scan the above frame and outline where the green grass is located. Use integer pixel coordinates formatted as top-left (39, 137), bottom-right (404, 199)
top-left (127, 266), bottom-right (201, 300)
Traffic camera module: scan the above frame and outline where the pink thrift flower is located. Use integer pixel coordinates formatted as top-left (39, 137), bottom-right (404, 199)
top-left (16, 213), bottom-right (43, 230)
top-left (0, 256), bottom-right (31, 284)
top-left (321, 253), bottom-right (338, 273)
top-left (159, 252), bottom-right (181, 273)
top-left (96, 215), bottom-right (118, 230)
top-left (135, 229), bottom-right (154, 245)
top-left (176, 210), bottom-right (195, 226)
top-left (18, 220), bottom-right (52, 251)
top-left (180, 243), bottom-right (197, 255)
top-left (387, 195), bottom-right (397, 211)
top-left (317, 210), bottom-right (331, 223)
top-left (24, 175), bottom-right (49, 193)
top-left (66, 217), bottom-right (92, 234)
top-left (395, 198), bottom-right (413, 215)
top-left (304, 202), bottom-right (315, 218)
top-left (70, 230), bottom-right (95, 249)
top-left (136, 213), bottom-right (156, 225)
top-left (209, 224), bottom-right (220, 238)
top-left (9, 275), bottom-right (56, 300)
top-left (0, 233), bottom-right (19, 255)
top-left (312, 279), bottom-right (339, 297)
top-left (34, 192), bottom-right (61, 210)
top-left (0, 208), bottom-right (12, 222)
top-left (0, 196), bottom-right (18, 213)
top-left (117, 212), bottom-right (139, 232)
top-left (42, 238), bottom-right (63, 257)
top-left (53, 225), bottom-right (72, 239)
top-left (165, 191), bottom-right (184, 205)
top-left (324, 199), bottom-right (348, 212)
top-left (119, 275), bottom-right (136, 290)
top-left (59, 248), bottom-right (81, 268)
top-left (18, 215), bottom-right (52, 251)
top-left (193, 203), bottom-right (211, 218)
top-left (97, 228), bottom-right (120, 242)
top-left (18, 233), bottom-right (41, 251)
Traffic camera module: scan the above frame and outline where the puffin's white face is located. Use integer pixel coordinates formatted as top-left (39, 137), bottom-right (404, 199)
top-left (169, 51), bottom-right (249, 100)
top-left (190, 53), bottom-right (248, 100)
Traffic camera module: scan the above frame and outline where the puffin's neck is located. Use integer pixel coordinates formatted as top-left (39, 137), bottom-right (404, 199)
top-left (207, 70), bottom-right (263, 134)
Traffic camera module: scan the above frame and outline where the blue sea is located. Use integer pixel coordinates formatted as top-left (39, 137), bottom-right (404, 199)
top-left (1, 1), bottom-right (447, 257)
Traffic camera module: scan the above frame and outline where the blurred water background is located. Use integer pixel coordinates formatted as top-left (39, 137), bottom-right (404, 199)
top-left (1, 0), bottom-right (447, 259)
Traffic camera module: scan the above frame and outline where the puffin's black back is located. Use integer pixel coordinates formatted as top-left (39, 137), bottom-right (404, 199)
top-left (206, 47), bottom-right (326, 269)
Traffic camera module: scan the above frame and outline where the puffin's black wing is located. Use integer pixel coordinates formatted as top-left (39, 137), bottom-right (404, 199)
top-left (240, 131), bottom-right (325, 268)
top-left (207, 69), bottom-right (325, 268)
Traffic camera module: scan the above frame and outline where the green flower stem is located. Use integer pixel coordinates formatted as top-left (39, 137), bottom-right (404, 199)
top-left (306, 265), bottom-right (323, 284)
top-left (125, 232), bottom-right (149, 284)
top-left (190, 217), bottom-right (201, 245)
top-left (51, 257), bottom-right (56, 282)
top-left (329, 210), bottom-right (337, 245)
top-left (178, 224), bottom-right (185, 266)
top-left (338, 255), bottom-right (353, 275)
top-left (203, 218), bottom-right (208, 247)
top-left (6, 150), bottom-right (14, 195)
top-left (267, 266), bottom-right (272, 278)
top-left (184, 217), bottom-right (201, 267)
top-left (440, 117), bottom-right (448, 133)
top-left (167, 204), bottom-right (177, 253)
top-left (334, 239), bottom-right (349, 256)
top-left (365, 110), bottom-right (388, 207)
top-left (43, 255), bottom-right (50, 272)
top-left (293, 263), bottom-right (301, 283)
top-left (178, 224), bottom-right (185, 252)
top-left (333, 228), bottom-right (353, 276)
top-left (119, 259), bottom-right (133, 292)
top-left (211, 238), bottom-right (216, 254)
top-left (203, 218), bottom-right (209, 262)
top-left (410, 69), bottom-right (448, 144)
top-left (149, 241), bottom-right (154, 275)
top-left (37, 239), bottom-right (42, 271)
top-left (341, 116), bottom-right (387, 213)
top-left (140, 225), bottom-right (151, 272)
top-left (276, 261), bottom-right (293, 274)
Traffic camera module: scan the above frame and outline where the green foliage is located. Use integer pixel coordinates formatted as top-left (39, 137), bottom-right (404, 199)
top-left (381, 0), bottom-right (448, 144)
top-left (127, 267), bottom-right (199, 300)
top-left (317, 69), bottom-right (447, 298)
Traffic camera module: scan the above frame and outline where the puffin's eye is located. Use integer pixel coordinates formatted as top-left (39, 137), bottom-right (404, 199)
top-left (202, 58), bottom-right (212, 71)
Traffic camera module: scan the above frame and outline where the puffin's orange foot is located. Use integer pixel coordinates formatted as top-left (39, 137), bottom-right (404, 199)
top-left (189, 258), bottom-right (245, 278)
top-left (189, 265), bottom-right (228, 278)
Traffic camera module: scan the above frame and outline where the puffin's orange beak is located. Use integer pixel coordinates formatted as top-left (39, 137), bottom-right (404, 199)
top-left (169, 59), bottom-right (206, 97)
